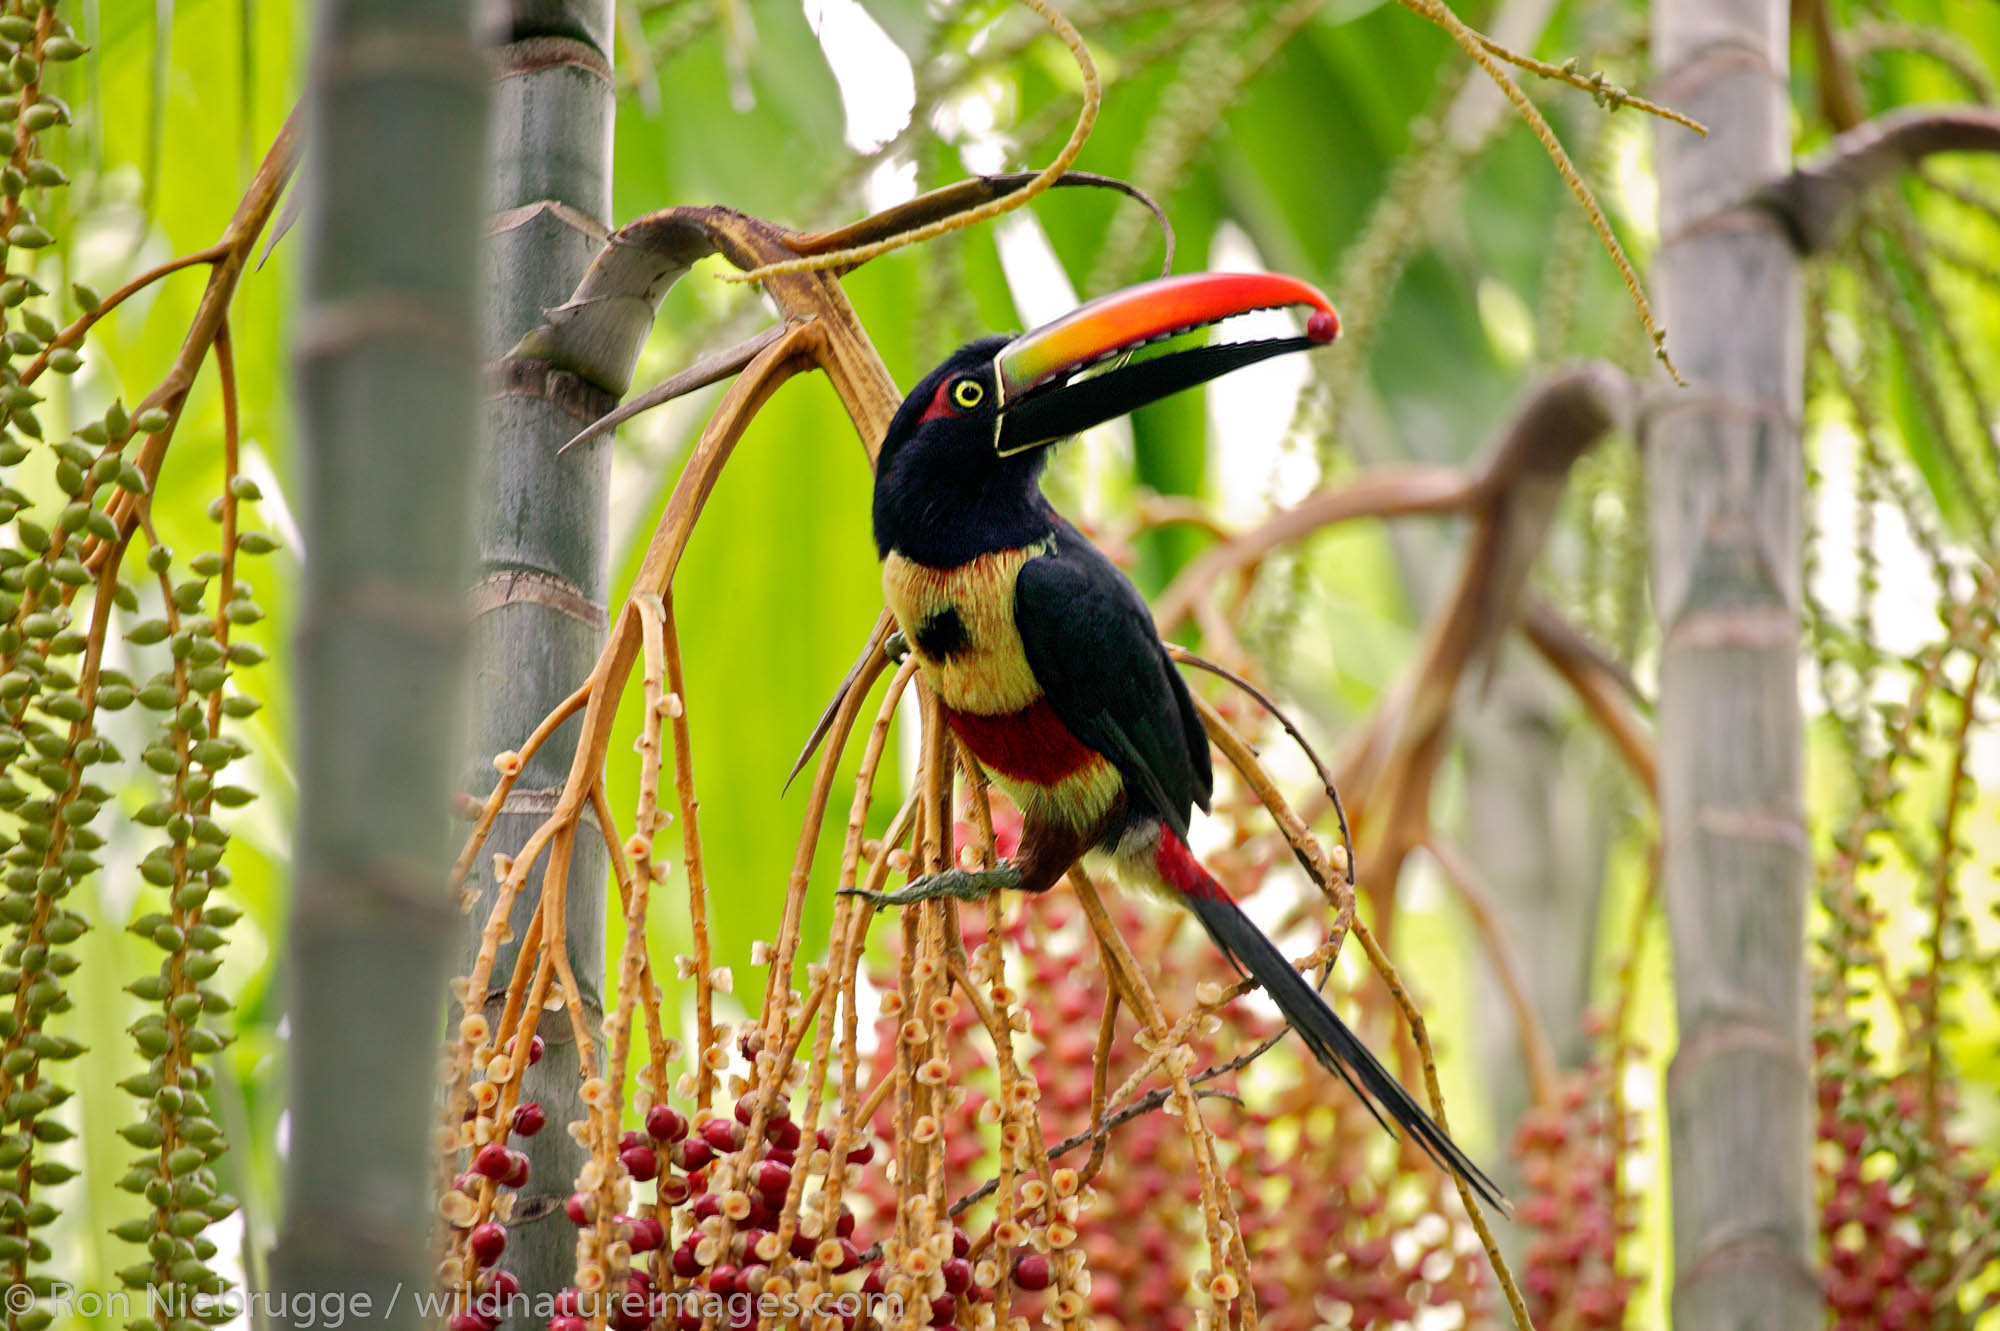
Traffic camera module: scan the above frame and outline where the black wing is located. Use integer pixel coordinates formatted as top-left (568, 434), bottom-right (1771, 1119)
top-left (1014, 519), bottom-right (1212, 840)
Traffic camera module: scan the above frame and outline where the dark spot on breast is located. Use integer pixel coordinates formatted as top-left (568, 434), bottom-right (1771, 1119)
top-left (914, 606), bottom-right (971, 660)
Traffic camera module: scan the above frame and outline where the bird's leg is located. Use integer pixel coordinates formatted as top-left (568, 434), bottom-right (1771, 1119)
top-left (884, 629), bottom-right (911, 663)
top-left (841, 862), bottom-right (1024, 908)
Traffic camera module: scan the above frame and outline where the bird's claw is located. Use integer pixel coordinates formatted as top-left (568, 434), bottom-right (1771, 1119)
top-left (884, 630), bottom-right (911, 664)
top-left (840, 865), bottom-right (1023, 909)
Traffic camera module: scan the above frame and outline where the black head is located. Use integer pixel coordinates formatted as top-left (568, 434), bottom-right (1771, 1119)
top-left (872, 335), bottom-right (1055, 564)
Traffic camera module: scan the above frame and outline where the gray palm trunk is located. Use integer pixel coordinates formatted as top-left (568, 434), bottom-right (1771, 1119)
top-left (465, 0), bottom-right (619, 1306)
top-left (279, 1), bottom-right (489, 1322)
top-left (1648, 2), bottom-right (1817, 1326)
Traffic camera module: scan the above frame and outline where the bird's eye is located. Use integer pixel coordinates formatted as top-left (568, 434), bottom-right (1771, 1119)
top-left (950, 378), bottom-right (985, 410)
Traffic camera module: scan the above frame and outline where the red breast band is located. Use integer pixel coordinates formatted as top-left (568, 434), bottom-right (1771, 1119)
top-left (943, 699), bottom-right (1100, 787)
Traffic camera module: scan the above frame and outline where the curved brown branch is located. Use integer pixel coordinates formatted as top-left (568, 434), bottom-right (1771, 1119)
top-left (1154, 464), bottom-right (1477, 636)
top-left (1759, 104), bottom-right (2000, 254)
top-left (793, 170), bottom-right (1175, 279)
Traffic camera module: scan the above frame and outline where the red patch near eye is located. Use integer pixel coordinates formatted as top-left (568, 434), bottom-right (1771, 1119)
top-left (917, 377), bottom-right (962, 424)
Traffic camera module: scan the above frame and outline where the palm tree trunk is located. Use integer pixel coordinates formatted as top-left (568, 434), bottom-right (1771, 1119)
top-left (467, 0), bottom-right (617, 1305)
top-left (279, 1), bottom-right (488, 1320)
top-left (1647, 2), bottom-right (1818, 1325)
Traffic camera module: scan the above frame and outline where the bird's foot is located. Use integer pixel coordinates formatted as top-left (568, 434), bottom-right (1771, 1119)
top-left (884, 629), bottom-right (911, 664)
top-left (842, 863), bottom-right (1023, 908)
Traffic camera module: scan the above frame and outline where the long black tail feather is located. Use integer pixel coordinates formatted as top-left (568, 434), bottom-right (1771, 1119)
top-left (1182, 886), bottom-right (1508, 1212)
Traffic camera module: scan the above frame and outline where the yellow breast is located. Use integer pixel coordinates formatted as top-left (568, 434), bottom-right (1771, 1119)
top-left (882, 540), bottom-right (1052, 717)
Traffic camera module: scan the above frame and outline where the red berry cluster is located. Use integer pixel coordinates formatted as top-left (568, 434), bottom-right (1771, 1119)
top-left (849, 850), bottom-right (1494, 1330)
top-left (1511, 1056), bottom-right (1638, 1328)
top-left (1814, 1058), bottom-right (1973, 1330)
top-left (440, 1033), bottom-right (545, 1331)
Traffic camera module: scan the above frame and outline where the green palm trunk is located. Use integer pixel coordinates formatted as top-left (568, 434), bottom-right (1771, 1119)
top-left (280, 1), bottom-right (489, 1322)
top-left (468, 0), bottom-right (618, 1305)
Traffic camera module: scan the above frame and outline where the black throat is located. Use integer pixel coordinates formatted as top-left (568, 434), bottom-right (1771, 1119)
top-left (873, 447), bottom-right (1055, 568)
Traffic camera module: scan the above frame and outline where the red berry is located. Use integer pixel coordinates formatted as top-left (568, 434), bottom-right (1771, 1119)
top-left (453, 1171), bottom-right (482, 1195)
top-left (526, 1034), bottom-right (546, 1065)
top-left (834, 1206), bottom-right (855, 1239)
top-left (929, 1294), bottom-right (955, 1325)
top-left (564, 1193), bottom-right (594, 1226)
top-left (628, 1215), bottom-right (665, 1252)
top-left (708, 1266), bottom-right (739, 1296)
top-left (672, 1240), bottom-right (702, 1279)
top-left (766, 1118), bottom-right (801, 1151)
top-left (482, 1270), bottom-right (521, 1304)
top-left (501, 1151), bottom-right (530, 1188)
top-left (700, 1118), bottom-right (743, 1152)
top-left (1013, 1253), bottom-right (1051, 1291)
top-left (675, 1139), bottom-right (713, 1172)
top-left (549, 1319), bottom-right (585, 1331)
top-left (751, 1160), bottom-right (791, 1199)
top-left (469, 1222), bottom-right (506, 1266)
top-left (621, 1145), bottom-right (660, 1182)
top-left (472, 1144), bottom-right (511, 1180)
top-left (835, 1238), bottom-right (862, 1274)
top-left (861, 1269), bottom-right (884, 1296)
top-left (511, 1102), bottom-right (546, 1137)
top-left (647, 1104), bottom-right (688, 1142)
top-left (766, 1146), bottom-right (796, 1167)
top-left (942, 1258), bottom-right (972, 1294)
top-left (554, 1290), bottom-right (583, 1318)
top-left (846, 1140), bottom-right (875, 1165)
top-left (952, 1228), bottom-right (969, 1258)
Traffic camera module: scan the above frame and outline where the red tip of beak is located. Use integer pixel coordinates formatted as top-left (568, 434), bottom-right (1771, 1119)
top-left (1307, 309), bottom-right (1340, 344)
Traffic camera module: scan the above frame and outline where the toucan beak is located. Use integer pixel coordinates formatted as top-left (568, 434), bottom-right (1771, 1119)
top-left (992, 271), bottom-right (1339, 455)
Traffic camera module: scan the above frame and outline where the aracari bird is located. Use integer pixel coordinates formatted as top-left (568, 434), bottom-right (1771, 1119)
top-left (853, 272), bottom-right (1502, 1208)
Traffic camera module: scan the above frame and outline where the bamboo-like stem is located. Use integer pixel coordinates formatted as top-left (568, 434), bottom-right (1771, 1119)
top-left (1648, 0), bottom-right (1816, 1319)
top-left (278, 0), bottom-right (482, 1314)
